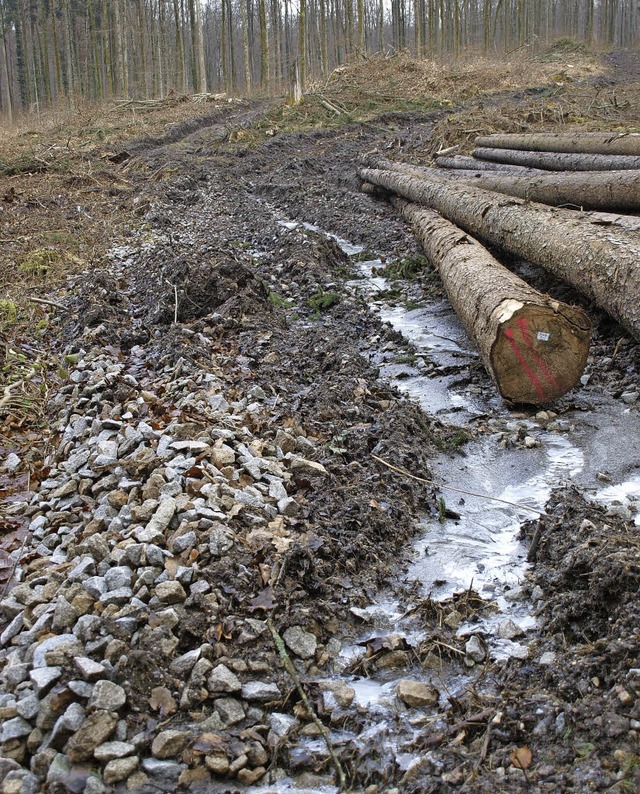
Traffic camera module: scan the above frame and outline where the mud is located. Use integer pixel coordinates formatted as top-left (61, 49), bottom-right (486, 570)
top-left (3, 52), bottom-right (640, 793)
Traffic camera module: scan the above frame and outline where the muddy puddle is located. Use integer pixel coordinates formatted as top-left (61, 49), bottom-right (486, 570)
top-left (250, 216), bottom-right (640, 793)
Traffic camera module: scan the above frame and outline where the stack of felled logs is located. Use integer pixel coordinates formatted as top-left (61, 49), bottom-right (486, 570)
top-left (358, 132), bottom-right (640, 405)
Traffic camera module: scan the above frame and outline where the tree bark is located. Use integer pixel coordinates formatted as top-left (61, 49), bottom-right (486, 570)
top-left (375, 159), bottom-right (640, 211)
top-left (393, 200), bottom-right (590, 404)
top-left (436, 155), bottom-right (545, 174)
top-left (473, 147), bottom-right (640, 172)
top-left (475, 132), bottom-right (640, 156)
top-left (358, 165), bottom-right (640, 340)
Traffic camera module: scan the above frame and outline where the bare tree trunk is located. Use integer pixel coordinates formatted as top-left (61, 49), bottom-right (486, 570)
top-left (298, 0), bottom-right (306, 90)
top-left (172, 0), bottom-right (185, 92)
top-left (240, 0), bottom-right (251, 91)
top-left (436, 155), bottom-right (546, 173)
top-left (358, 165), bottom-right (640, 340)
top-left (394, 199), bottom-right (590, 404)
top-left (194, 0), bottom-right (207, 92)
top-left (476, 132), bottom-right (640, 156)
top-left (259, 0), bottom-right (269, 89)
top-left (473, 147), bottom-right (640, 171)
top-left (0, 2), bottom-right (12, 123)
top-left (375, 158), bottom-right (640, 212)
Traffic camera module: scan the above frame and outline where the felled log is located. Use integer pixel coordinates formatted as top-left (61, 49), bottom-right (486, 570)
top-left (367, 157), bottom-right (640, 211)
top-left (357, 166), bottom-right (640, 340)
top-left (393, 199), bottom-right (591, 404)
top-left (473, 147), bottom-right (640, 171)
top-left (435, 155), bottom-right (545, 174)
top-left (475, 132), bottom-right (640, 156)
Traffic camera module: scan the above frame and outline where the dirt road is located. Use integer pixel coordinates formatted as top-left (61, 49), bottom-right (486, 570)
top-left (1, 50), bottom-right (640, 793)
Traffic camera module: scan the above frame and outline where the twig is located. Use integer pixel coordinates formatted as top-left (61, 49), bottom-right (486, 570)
top-left (473, 722), bottom-right (493, 773)
top-left (527, 520), bottom-right (546, 563)
top-left (28, 296), bottom-right (67, 312)
top-left (267, 619), bottom-right (347, 791)
top-left (0, 367), bottom-right (37, 413)
top-left (371, 453), bottom-right (546, 516)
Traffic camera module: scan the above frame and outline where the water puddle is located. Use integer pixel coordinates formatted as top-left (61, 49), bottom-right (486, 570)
top-left (260, 211), bottom-right (640, 791)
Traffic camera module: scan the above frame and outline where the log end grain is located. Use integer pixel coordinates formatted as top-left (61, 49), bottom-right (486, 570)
top-left (490, 302), bottom-right (591, 405)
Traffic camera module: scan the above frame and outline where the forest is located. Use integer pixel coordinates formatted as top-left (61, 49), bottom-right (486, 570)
top-left (0, 0), bottom-right (638, 121)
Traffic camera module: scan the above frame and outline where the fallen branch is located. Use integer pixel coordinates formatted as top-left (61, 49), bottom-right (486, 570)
top-left (267, 619), bottom-right (347, 791)
top-left (28, 296), bottom-right (67, 312)
top-left (0, 366), bottom-right (37, 414)
top-left (371, 453), bottom-right (547, 516)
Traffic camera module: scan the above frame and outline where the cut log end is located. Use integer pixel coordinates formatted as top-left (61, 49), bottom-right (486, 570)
top-left (490, 303), bottom-right (591, 405)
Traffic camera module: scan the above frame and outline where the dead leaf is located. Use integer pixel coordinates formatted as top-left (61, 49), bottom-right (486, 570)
top-left (164, 557), bottom-right (180, 577)
top-left (258, 563), bottom-right (271, 586)
top-left (192, 733), bottom-right (226, 754)
top-left (510, 745), bottom-right (533, 770)
top-left (149, 686), bottom-right (177, 717)
top-left (272, 535), bottom-right (293, 553)
top-left (247, 586), bottom-right (277, 613)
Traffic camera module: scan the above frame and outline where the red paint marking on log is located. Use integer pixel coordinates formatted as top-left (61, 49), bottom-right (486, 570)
top-left (517, 318), bottom-right (560, 389)
top-left (505, 328), bottom-right (546, 401)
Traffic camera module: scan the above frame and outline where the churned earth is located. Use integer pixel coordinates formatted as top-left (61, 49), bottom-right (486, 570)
top-left (1, 46), bottom-right (640, 794)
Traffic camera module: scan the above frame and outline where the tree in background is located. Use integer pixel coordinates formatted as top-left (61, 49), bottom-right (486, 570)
top-left (0, 0), bottom-right (638, 120)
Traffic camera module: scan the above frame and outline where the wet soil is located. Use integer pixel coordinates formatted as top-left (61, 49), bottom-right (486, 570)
top-left (4, 50), bottom-right (640, 793)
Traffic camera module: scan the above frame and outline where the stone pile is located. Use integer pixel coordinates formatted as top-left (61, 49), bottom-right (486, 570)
top-left (0, 341), bottom-right (330, 792)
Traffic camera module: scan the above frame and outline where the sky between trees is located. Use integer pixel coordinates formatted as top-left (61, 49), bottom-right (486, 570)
top-left (0, 1), bottom-right (637, 121)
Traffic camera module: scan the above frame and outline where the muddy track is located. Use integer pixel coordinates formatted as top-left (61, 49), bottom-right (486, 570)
top-left (2, 54), bottom-right (640, 794)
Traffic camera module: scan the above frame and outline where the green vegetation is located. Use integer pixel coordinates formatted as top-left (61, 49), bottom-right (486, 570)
top-left (268, 291), bottom-right (294, 309)
top-left (18, 249), bottom-right (62, 279)
top-left (308, 289), bottom-right (340, 316)
top-left (433, 428), bottom-right (472, 452)
top-left (384, 254), bottom-right (429, 280)
top-left (0, 299), bottom-right (18, 325)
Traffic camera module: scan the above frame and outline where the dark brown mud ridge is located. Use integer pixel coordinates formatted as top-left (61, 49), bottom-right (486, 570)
top-left (2, 56), bottom-right (640, 794)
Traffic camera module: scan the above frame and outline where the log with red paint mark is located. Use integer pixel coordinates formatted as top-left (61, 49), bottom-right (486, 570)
top-left (389, 199), bottom-right (590, 404)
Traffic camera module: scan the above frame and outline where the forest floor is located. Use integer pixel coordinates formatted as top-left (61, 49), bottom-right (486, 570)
top-left (1, 42), bottom-right (640, 794)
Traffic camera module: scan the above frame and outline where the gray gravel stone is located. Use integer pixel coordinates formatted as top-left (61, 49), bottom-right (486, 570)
top-left (16, 693), bottom-right (40, 721)
top-left (83, 576), bottom-right (108, 599)
top-left (214, 697), bottom-right (245, 725)
top-left (99, 586), bottom-right (133, 606)
top-left (465, 635), bottom-right (486, 663)
top-left (207, 664), bottom-right (242, 694)
top-left (145, 498), bottom-right (177, 534)
top-left (32, 633), bottom-right (80, 668)
top-left (169, 649), bottom-right (200, 676)
top-left (283, 625), bottom-right (317, 659)
top-left (94, 740), bottom-right (136, 761)
top-left (88, 680), bottom-right (127, 711)
top-left (0, 716), bottom-right (32, 742)
top-left (29, 666), bottom-right (62, 695)
top-left (104, 755), bottom-right (139, 784)
top-left (74, 656), bottom-right (107, 681)
top-left (141, 758), bottom-right (184, 781)
top-left (154, 581), bottom-right (187, 604)
top-left (241, 681), bottom-right (281, 701)
top-left (268, 712), bottom-right (298, 737)
top-left (105, 566), bottom-right (133, 591)
top-left (497, 619), bottom-right (525, 640)
top-left (151, 729), bottom-right (189, 759)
